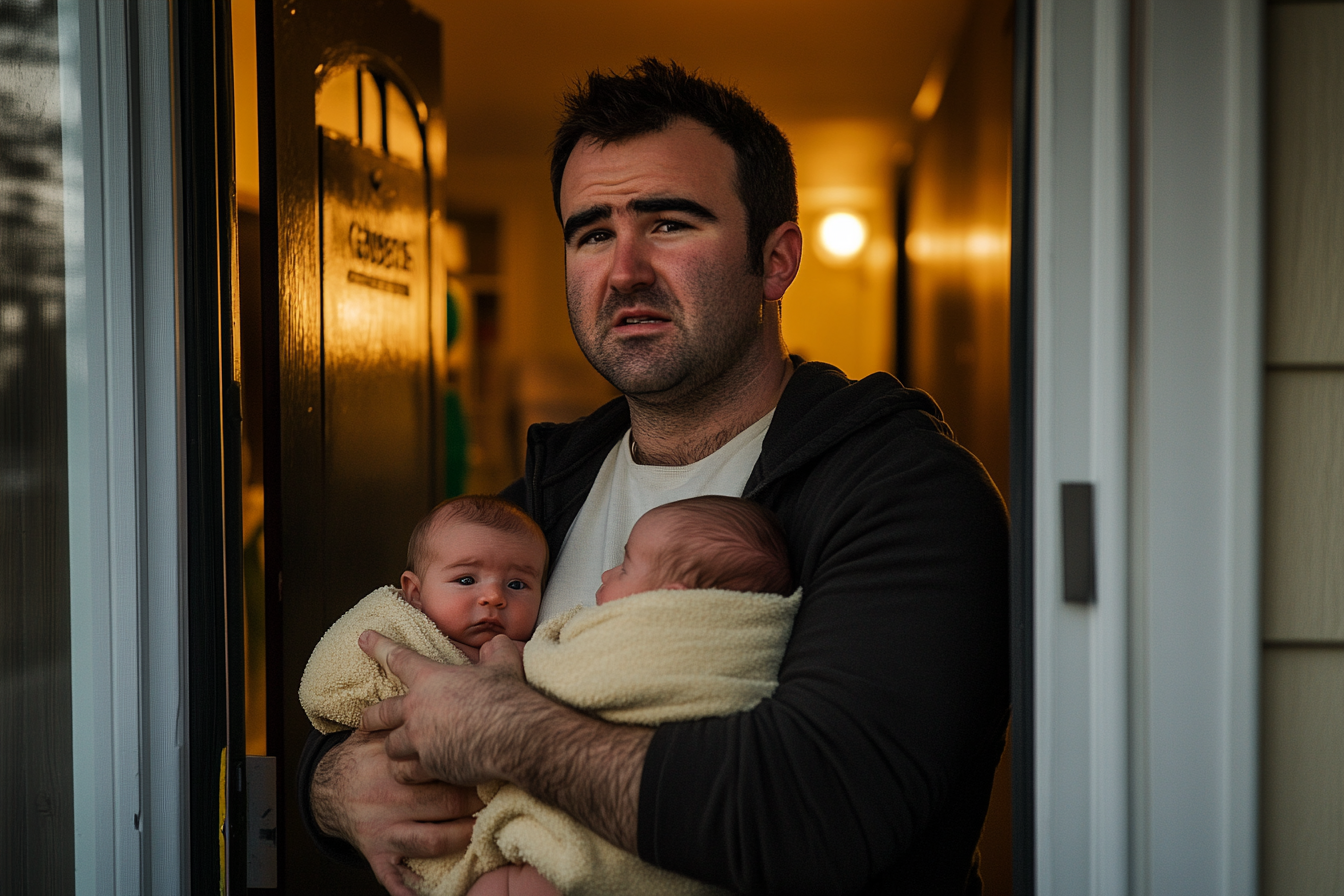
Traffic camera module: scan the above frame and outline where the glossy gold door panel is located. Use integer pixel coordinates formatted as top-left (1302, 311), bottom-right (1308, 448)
top-left (258, 1), bottom-right (447, 890)
top-left (320, 133), bottom-right (433, 599)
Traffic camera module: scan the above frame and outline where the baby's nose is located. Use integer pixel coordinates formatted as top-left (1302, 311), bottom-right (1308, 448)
top-left (478, 586), bottom-right (506, 607)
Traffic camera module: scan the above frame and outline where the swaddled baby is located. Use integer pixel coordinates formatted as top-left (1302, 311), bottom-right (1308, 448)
top-left (300, 494), bottom-right (798, 896)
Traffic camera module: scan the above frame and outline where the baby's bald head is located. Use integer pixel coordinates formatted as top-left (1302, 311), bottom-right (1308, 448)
top-left (642, 495), bottom-right (793, 597)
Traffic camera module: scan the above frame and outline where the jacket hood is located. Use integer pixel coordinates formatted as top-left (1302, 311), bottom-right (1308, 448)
top-left (747, 360), bottom-right (949, 494)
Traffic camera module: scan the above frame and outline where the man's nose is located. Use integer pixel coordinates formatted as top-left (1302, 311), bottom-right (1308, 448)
top-left (608, 235), bottom-right (654, 293)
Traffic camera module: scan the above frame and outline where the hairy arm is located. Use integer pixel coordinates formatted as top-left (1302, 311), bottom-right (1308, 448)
top-left (306, 729), bottom-right (483, 896)
top-left (360, 630), bottom-right (654, 852)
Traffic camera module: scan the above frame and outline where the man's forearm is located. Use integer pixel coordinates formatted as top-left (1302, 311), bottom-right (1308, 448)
top-left (492, 688), bottom-right (654, 852)
top-left (311, 735), bottom-right (353, 839)
top-left (360, 632), bottom-right (654, 854)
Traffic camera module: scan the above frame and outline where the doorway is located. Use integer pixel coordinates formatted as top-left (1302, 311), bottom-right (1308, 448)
top-left (229, 0), bottom-right (1022, 891)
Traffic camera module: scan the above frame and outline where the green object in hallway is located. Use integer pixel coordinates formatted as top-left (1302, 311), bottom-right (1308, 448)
top-left (443, 389), bottom-right (468, 497)
top-left (445, 285), bottom-right (460, 349)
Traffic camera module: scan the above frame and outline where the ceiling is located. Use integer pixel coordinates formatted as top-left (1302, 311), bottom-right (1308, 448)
top-left (411, 0), bottom-right (973, 155)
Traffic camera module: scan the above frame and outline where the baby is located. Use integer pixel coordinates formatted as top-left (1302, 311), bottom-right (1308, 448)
top-left (301, 493), bottom-right (796, 896)
top-left (470, 494), bottom-right (794, 896)
top-left (595, 493), bottom-right (794, 604)
top-left (403, 491), bottom-right (792, 652)
top-left (397, 495), bottom-right (549, 662)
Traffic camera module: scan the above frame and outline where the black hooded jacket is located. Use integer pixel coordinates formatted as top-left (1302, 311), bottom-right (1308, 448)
top-left (502, 361), bottom-right (1009, 894)
top-left (300, 360), bottom-right (1009, 894)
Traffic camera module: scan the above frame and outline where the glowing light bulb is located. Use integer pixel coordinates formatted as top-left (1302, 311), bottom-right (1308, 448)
top-left (818, 212), bottom-right (868, 260)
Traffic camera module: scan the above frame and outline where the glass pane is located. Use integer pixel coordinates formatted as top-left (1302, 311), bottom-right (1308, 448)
top-left (315, 63), bottom-right (358, 142)
top-left (0, 0), bottom-right (75, 891)
top-left (360, 68), bottom-right (382, 151)
top-left (384, 82), bottom-right (421, 167)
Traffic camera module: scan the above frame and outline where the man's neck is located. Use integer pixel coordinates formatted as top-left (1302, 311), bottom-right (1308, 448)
top-left (626, 351), bottom-right (793, 466)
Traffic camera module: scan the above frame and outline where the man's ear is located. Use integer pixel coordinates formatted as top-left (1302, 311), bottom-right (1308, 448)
top-left (400, 570), bottom-right (423, 608)
top-left (762, 221), bottom-right (803, 303)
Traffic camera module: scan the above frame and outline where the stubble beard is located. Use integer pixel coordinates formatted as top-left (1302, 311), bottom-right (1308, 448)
top-left (567, 267), bottom-right (764, 404)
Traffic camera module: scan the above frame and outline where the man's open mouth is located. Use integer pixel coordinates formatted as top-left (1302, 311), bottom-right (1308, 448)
top-left (612, 310), bottom-right (672, 329)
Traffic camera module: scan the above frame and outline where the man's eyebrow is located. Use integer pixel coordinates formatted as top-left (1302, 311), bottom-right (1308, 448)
top-left (563, 205), bottom-right (611, 243)
top-left (630, 197), bottom-right (718, 222)
top-left (563, 197), bottom-right (720, 244)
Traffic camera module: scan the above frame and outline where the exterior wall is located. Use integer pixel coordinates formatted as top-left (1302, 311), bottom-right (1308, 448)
top-left (1261, 4), bottom-right (1344, 894)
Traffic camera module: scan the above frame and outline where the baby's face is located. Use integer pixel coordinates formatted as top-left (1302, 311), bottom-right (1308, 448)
top-left (596, 509), bottom-right (681, 605)
top-left (401, 520), bottom-right (546, 646)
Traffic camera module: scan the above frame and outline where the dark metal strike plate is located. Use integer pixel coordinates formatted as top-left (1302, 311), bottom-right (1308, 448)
top-left (1061, 482), bottom-right (1097, 605)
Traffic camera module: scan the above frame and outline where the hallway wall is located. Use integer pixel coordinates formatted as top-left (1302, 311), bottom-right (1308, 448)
top-left (901, 0), bottom-right (1015, 891)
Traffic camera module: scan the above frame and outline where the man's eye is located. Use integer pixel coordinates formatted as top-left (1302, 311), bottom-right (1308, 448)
top-left (507, 580), bottom-right (528, 591)
top-left (577, 229), bottom-right (610, 247)
top-left (455, 576), bottom-right (475, 585)
top-left (653, 220), bottom-right (687, 233)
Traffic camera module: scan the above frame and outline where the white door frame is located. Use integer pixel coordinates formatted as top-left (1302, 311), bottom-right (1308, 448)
top-left (62, 0), bottom-right (187, 892)
top-left (1030, 0), bottom-right (1262, 892)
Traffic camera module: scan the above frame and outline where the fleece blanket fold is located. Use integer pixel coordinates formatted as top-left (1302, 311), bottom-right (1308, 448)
top-left (299, 585), bottom-right (470, 733)
top-left (299, 585), bottom-right (801, 896)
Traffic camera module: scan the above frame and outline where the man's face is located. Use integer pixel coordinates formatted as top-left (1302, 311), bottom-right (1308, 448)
top-left (400, 520), bottom-right (546, 647)
top-left (559, 120), bottom-right (766, 399)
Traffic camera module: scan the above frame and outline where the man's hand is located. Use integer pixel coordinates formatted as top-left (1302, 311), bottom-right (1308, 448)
top-left (311, 727), bottom-right (483, 896)
top-left (359, 630), bottom-right (654, 852)
top-left (359, 629), bottom-right (534, 785)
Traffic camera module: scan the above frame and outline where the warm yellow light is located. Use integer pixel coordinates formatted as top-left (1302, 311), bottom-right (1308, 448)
top-left (911, 49), bottom-right (953, 122)
top-left (818, 212), bottom-right (868, 260)
top-left (905, 229), bottom-right (1010, 263)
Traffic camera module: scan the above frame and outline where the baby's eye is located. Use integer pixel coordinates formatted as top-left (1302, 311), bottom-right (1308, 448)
top-left (455, 576), bottom-right (475, 585)
top-left (506, 579), bottom-right (528, 591)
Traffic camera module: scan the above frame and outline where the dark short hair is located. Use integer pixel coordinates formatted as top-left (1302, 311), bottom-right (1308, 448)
top-left (646, 495), bottom-right (794, 596)
top-left (550, 58), bottom-right (798, 275)
top-left (406, 495), bottom-right (548, 581)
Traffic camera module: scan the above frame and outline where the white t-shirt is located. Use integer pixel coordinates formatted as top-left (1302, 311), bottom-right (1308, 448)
top-left (537, 410), bottom-right (775, 624)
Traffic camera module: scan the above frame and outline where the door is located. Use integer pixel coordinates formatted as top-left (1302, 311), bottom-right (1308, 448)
top-left (256, 1), bottom-right (449, 889)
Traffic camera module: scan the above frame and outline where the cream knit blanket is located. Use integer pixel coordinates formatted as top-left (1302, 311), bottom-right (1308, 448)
top-left (300, 586), bottom-right (471, 734)
top-left (299, 584), bottom-right (801, 896)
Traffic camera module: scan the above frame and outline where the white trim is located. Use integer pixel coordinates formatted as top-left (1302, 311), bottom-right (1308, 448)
top-left (64, 1), bottom-right (186, 893)
top-left (1032, 0), bottom-right (1131, 892)
top-left (1034, 0), bottom-right (1262, 892)
top-left (1130, 1), bottom-right (1262, 893)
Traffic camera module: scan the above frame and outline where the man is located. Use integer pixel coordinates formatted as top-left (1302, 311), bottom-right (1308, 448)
top-left (301, 59), bottom-right (1009, 895)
